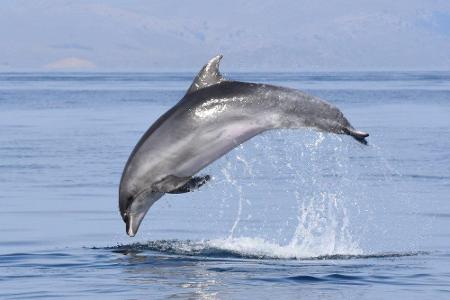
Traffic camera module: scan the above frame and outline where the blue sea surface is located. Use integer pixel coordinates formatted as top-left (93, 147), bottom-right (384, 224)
top-left (0, 71), bottom-right (449, 299)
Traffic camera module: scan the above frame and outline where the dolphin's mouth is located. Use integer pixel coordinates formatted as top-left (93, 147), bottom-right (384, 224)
top-left (124, 191), bottom-right (165, 237)
top-left (125, 214), bottom-right (137, 237)
top-left (125, 211), bottom-right (146, 237)
top-left (124, 208), bottom-right (147, 237)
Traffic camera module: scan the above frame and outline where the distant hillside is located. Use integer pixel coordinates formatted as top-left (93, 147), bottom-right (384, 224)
top-left (1, 0), bottom-right (450, 71)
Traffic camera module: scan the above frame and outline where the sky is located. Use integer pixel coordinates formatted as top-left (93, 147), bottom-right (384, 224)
top-left (1, 0), bottom-right (450, 71)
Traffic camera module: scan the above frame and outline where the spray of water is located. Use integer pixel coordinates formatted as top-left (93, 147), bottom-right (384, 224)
top-left (123, 129), bottom-right (422, 259)
top-left (221, 160), bottom-right (243, 238)
top-left (117, 126), bottom-right (424, 258)
top-left (208, 130), bottom-right (365, 258)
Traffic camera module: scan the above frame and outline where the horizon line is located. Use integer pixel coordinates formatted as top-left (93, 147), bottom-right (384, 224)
top-left (1, 69), bottom-right (450, 74)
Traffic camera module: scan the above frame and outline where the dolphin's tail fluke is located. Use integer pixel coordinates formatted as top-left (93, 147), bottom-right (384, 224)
top-left (343, 127), bottom-right (369, 145)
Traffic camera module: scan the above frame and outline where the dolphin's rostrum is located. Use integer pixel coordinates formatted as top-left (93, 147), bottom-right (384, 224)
top-left (119, 55), bottom-right (368, 236)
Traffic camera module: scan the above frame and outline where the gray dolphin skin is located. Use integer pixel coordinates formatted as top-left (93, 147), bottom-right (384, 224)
top-left (119, 55), bottom-right (369, 236)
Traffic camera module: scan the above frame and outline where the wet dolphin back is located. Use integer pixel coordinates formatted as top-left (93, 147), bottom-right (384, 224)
top-left (145, 81), bottom-right (365, 177)
top-left (179, 80), bottom-right (362, 137)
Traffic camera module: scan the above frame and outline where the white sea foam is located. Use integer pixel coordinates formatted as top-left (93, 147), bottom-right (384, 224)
top-left (206, 236), bottom-right (362, 259)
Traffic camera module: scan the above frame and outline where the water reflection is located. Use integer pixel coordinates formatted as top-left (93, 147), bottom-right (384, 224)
top-left (117, 251), bottom-right (223, 299)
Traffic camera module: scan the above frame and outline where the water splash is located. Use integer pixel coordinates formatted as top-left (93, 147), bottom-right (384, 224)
top-left (104, 239), bottom-right (425, 260)
top-left (286, 132), bottom-right (362, 256)
top-left (209, 129), bottom-right (365, 257)
top-left (221, 160), bottom-right (243, 238)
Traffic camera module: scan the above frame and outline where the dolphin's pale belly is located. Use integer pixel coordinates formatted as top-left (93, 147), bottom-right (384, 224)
top-left (129, 107), bottom-right (267, 191)
top-left (127, 87), bottom-right (331, 192)
top-left (175, 120), bottom-right (265, 176)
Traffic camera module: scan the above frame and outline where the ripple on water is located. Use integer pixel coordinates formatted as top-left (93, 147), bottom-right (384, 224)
top-left (100, 238), bottom-right (426, 261)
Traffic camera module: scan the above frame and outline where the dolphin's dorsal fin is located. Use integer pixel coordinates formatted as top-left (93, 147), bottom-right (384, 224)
top-left (186, 55), bottom-right (224, 94)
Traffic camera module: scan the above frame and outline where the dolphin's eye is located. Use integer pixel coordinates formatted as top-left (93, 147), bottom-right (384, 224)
top-left (122, 196), bottom-right (133, 223)
top-left (127, 196), bottom-right (133, 207)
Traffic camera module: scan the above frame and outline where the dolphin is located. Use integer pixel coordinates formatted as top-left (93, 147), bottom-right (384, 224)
top-left (119, 55), bottom-right (368, 236)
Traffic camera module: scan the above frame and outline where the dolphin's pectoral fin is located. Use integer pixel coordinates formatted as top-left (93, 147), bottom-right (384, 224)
top-left (167, 175), bottom-right (211, 194)
top-left (152, 175), bottom-right (211, 193)
top-left (152, 175), bottom-right (191, 193)
top-left (186, 55), bottom-right (224, 95)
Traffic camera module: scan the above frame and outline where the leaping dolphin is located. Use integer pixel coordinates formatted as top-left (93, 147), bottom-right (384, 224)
top-left (119, 55), bottom-right (368, 236)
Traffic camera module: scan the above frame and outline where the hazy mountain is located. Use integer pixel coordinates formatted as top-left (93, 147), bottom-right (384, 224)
top-left (1, 0), bottom-right (450, 71)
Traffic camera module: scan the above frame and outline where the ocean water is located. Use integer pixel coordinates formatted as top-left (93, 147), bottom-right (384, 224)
top-left (0, 71), bottom-right (449, 299)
